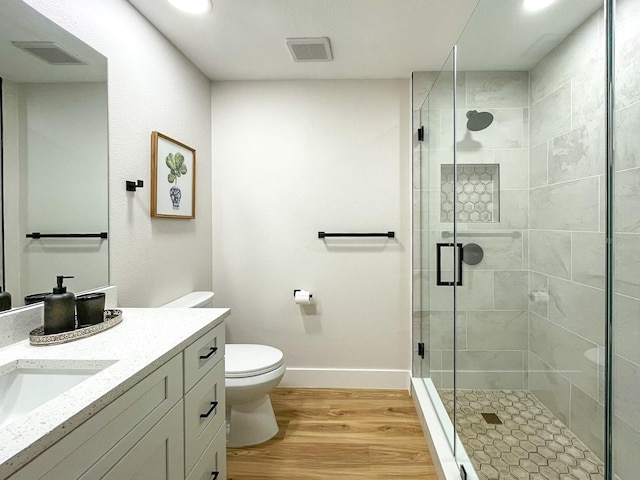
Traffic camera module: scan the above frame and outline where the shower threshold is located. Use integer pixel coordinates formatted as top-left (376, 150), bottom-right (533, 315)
top-left (439, 389), bottom-right (605, 480)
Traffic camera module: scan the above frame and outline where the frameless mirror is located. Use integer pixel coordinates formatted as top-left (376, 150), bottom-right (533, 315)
top-left (1, 0), bottom-right (109, 309)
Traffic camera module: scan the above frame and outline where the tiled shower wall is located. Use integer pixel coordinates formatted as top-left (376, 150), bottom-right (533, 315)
top-left (528, 0), bottom-right (640, 474)
top-left (527, 7), bottom-right (606, 460)
top-left (612, 0), bottom-right (640, 474)
top-left (413, 70), bottom-right (530, 390)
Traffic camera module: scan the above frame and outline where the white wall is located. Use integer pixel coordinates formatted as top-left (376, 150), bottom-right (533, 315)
top-left (23, 0), bottom-right (213, 306)
top-left (211, 80), bottom-right (411, 388)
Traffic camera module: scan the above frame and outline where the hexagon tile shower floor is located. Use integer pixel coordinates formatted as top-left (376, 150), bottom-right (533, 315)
top-left (440, 390), bottom-right (604, 480)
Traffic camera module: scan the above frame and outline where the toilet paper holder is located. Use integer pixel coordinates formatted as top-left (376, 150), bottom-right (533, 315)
top-left (293, 289), bottom-right (313, 299)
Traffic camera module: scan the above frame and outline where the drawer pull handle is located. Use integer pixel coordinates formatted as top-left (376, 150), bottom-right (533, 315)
top-left (199, 346), bottom-right (218, 360)
top-left (200, 401), bottom-right (219, 418)
top-left (211, 472), bottom-right (219, 480)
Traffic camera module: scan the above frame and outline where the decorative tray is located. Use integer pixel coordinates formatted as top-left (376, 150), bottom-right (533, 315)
top-left (29, 309), bottom-right (123, 346)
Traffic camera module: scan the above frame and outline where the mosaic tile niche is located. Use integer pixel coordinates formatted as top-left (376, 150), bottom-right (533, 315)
top-left (441, 164), bottom-right (500, 223)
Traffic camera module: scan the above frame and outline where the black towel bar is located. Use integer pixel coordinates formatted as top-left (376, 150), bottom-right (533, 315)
top-left (318, 231), bottom-right (395, 239)
top-left (26, 232), bottom-right (108, 239)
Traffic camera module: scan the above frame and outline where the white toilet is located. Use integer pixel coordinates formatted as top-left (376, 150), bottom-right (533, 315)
top-left (224, 343), bottom-right (285, 447)
top-left (161, 291), bottom-right (286, 448)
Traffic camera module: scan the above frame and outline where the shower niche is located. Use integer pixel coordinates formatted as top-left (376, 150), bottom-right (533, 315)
top-left (440, 164), bottom-right (500, 223)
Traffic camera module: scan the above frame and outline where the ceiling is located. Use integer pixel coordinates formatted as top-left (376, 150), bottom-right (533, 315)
top-left (0, 0), bottom-right (106, 83)
top-left (127, 0), bottom-right (603, 81)
top-left (456, 0), bottom-right (602, 71)
top-left (127, 0), bottom-right (478, 80)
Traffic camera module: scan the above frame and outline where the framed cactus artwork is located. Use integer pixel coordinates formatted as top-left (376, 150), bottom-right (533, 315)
top-left (150, 131), bottom-right (196, 219)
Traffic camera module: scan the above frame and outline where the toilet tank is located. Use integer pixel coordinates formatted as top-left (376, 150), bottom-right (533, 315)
top-left (161, 291), bottom-right (214, 308)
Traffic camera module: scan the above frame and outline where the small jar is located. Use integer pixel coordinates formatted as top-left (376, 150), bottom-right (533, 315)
top-left (76, 293), bottom-right (106, 328)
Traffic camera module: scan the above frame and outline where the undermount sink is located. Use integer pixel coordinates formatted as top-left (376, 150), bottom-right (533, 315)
top-left (0, 359), bottom-right (116, 429)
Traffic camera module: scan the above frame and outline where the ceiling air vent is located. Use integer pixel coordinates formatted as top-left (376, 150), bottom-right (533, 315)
top-left (286, 37), bottom-right (333, 62)
top-left (12, 42), bottom-right (86, 65)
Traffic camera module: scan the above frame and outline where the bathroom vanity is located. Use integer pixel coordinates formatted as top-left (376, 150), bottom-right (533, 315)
top-left (0, 307), bottom-right (229, 479)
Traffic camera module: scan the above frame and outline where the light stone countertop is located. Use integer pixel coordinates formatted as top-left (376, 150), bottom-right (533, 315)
top-left (0, 307), bottom-right (230, 478)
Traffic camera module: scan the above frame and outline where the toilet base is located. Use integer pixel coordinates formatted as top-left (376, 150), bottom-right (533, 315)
top-left (227, 394), bottom-right (279, 447)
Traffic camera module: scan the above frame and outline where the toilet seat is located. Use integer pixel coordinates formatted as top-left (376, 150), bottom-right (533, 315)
top-left (225, 344), bottom-right (284, 378)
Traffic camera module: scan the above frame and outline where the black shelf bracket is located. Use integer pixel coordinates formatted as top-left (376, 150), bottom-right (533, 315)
top-left (126, 180), bottom-right (144, 191)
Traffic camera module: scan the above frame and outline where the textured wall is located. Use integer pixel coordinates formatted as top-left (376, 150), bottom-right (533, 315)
top-left (23, 0), bottom-right (213, 307)
top-left (211, 80), bottom-right (411, 388)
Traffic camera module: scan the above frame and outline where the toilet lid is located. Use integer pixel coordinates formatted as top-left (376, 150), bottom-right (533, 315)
top-left (225, 344), bottom-right (284, 378)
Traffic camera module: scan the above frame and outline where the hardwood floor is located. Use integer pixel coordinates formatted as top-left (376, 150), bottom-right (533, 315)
top-left (227, 388), bottom-right (438, 479)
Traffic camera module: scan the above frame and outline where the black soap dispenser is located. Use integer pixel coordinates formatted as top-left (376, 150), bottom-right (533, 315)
top-left (0, 287), bottom-right (11, 312)
top-left (44, 275), bottom-right (76, 335)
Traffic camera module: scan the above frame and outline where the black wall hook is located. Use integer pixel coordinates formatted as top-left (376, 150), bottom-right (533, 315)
top-left (126, 180), bottom-right (144, 191)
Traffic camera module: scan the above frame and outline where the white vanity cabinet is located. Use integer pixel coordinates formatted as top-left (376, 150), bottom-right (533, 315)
top-left (6, 320), bottom-right (226, 480)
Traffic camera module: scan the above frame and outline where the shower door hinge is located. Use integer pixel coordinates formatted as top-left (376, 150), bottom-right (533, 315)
top-left (417, 126), bottom-right (425, 141)
top-left (418, 342), bottom-right (425, 359)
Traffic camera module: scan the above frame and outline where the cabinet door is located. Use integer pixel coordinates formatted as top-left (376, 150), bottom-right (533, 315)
top-left (186, 424), bottom-right (226, 480)
top-left (84, 401), bottom-right (184, 480)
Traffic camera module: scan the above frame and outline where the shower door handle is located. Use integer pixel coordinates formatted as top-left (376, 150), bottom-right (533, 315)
top-left (436, 243), bottom-right (463, 286)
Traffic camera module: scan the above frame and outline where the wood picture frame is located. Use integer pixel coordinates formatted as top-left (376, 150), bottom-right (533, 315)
top-left (151, 131), bottom-right (196, 219)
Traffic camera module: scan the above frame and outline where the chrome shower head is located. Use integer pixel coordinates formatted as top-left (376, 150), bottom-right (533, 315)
top-left (466, 110), bottom-right (494, 131)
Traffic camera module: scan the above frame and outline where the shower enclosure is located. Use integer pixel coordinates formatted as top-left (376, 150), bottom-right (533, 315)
top-left (412, 1), bottom-right (640, 479)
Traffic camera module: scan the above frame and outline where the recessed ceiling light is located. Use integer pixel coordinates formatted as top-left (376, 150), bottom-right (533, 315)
top-left (167, 0), bottom-right (212, 14)
top-left (523, 0), bottom-right (556, 11)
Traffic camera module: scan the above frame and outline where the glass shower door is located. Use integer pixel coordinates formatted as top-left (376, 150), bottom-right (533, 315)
top-left (451, 2), bottom-right (608, 478)
top-left (412, 1), bottom-right (640, 478)
top-left (417, 48), bottom-right (458, 455)
top-left (612, 0), bottom-right (640, 477)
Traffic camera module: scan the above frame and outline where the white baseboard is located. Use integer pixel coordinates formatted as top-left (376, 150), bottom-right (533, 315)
top-left (280, 367), bottom-right (411, 390)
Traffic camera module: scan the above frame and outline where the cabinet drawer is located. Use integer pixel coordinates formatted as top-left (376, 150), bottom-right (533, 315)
top-left (8, 354), bottom-right (183, 480)
top-left (185, 359), bottom-right (225, 475)
top-left (184, 322), bottom-right (225, 393)
top-left (186, 424), bottom-right (226, 480)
